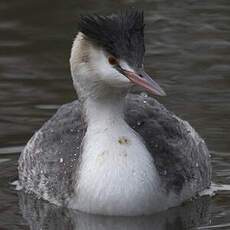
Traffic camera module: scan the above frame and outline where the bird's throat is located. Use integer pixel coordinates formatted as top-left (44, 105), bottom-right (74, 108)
top-left (83, 90), bottom-right (126, 128)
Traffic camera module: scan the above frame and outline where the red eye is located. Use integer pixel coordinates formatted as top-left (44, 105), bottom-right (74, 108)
top-left (108, 56), bottom-right (118, 65)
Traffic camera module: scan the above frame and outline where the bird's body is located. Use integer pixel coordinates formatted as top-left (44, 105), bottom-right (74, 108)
top-left (18, 11), bottom-right (211, 216)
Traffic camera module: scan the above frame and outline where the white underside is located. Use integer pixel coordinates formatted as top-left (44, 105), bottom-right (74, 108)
top-left (67, 98), bottom-right (192, 216)
top-left (69, 122), bottom-right (162, 215)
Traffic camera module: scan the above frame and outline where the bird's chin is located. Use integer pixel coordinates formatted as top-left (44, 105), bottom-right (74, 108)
top-left (105, 78), bottom-right (131, 89)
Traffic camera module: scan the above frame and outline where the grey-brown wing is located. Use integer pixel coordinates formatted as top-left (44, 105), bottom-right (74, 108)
top-left (18, 100), bottom-right (86, 204)
top-left (125, 94), bottom-right (211, 194)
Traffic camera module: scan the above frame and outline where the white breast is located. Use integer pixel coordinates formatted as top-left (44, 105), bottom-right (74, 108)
top-left (69, 117), bottom-right (166, 216)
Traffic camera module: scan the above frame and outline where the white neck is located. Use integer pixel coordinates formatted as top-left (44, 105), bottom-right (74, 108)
top-left (83, 90), bottom-right (126, 128)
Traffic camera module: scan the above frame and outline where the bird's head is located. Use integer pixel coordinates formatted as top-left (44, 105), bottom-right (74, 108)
top-left (70, 10), bottom-right (166, 100)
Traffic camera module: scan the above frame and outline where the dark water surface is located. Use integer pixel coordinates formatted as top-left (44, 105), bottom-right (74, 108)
top-left (0, 0), bottom-right (230, 229)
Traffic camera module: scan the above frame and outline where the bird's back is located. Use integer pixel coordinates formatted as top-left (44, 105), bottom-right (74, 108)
top-left (18, 100), bottom-right (85, 204)
top-left (125, 94), bottom-right (211, 194)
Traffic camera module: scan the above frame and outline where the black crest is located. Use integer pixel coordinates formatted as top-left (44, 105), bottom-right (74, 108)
top-left (79, 10), bottom-right (145, 68)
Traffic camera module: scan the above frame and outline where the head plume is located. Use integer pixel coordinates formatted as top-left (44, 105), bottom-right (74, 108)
top-left (79, 10), bottom-right (145, 68)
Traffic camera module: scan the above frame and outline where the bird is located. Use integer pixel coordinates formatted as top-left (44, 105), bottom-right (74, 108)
top-left (18, 10), bottom-right (211, 216)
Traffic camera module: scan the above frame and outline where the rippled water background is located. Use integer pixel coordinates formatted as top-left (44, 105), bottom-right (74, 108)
top-left (0, 0), bottom-right (230, 229)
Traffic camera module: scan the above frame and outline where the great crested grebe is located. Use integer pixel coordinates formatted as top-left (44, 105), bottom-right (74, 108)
top-left (18, 10), bottom-right (211, 216)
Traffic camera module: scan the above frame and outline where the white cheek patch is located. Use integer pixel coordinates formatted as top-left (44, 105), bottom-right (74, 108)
top-left (91, 49), bottom-right (116, 76)
top-left (73, 42), bottom-right (132, 90)
top-left (91, 50), bottom-right (131, 86)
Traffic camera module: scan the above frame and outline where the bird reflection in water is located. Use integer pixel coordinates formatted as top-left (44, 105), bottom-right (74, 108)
top-left (19, 191), bottom-right (211, 230)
